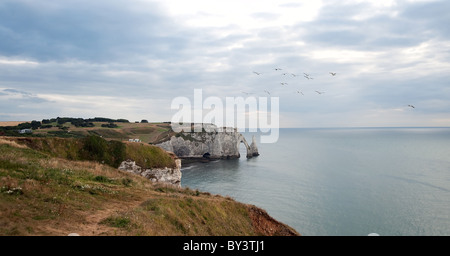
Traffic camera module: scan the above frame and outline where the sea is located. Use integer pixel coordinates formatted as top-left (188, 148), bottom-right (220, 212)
top-left (180, 127), bottom-right (450, 236)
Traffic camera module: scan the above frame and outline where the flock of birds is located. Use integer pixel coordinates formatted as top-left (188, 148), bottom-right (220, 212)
top-left (248, 67), bottom-right (337, 97)
top-left (245, 67), bottom-right (416, 110)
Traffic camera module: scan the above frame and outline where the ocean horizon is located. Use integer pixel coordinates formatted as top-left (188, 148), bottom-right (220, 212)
top-left (180, 127), bottom-right (450, 236)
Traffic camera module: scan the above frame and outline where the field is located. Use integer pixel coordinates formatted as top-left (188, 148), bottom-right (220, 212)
top-left (0, 121), bottom-right (27, 127)
top-left (16, 121), bottom-right (176, 144)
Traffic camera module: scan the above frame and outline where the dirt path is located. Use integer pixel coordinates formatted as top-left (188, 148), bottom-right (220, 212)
top-left (69, 199), bottom-right (144, 236)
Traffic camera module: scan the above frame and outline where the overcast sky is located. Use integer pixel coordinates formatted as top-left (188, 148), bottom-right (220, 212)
top-left (1, 0), bottom-right (449, 127)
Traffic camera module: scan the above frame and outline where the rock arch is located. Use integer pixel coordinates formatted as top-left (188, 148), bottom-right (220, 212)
top-left (237, 134), bottom-right (259, 158)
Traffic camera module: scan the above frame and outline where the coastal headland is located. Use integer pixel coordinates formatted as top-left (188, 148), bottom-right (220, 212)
top-left (0, 118), bottom-right (298, 236)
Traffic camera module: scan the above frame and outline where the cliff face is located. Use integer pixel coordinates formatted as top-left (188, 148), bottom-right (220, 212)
top-left (156, 129), bottom-right (259, 159)
top-left (118, 158), bottom-right (182, 187)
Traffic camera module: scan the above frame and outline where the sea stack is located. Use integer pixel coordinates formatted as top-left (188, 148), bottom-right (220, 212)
top-left (249, 135), bottom-right (259, 157)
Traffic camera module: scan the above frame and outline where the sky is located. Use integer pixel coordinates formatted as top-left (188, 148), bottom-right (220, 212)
top-left (0, 0), bottom-right (449, 127)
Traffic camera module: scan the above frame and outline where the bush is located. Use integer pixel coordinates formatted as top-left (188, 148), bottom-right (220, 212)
top-left (100, 216), bottom-right (131, 228)
top-left (94, 175), bottom-right (114, 183)
top-left (56, 117), bottom-right (71, 125)
top-left (101, 123), bottom-right (118, 128)
top-left (31, 120), bottom-right (41, 129)
top-left (81, 135), bottom-right (107, 161)
top-left (18, 122), bottom-right (32, 129)
top-left (71, 118), bottom-right (95, 127)
top-left (106, 140), bottom-right (126, 167)
top-left (80, 135), bottom-right (126, 168)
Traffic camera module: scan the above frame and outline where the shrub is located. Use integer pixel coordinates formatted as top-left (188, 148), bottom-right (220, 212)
top-left (81, 135), bottom-right (107, 161)
top-left (18, 122), bottom-right (32, 129)
top-left (80, 135), bottom-right (126, 168)
top-left (101, 123), bottom-right (118, 128)
top-left (31, 120), bottom-right (41, 129)
top-left (100, 216), bottom-right (131, 228)
top-left (106, 140), bottom-right (126, 167)
top-left (121, 178), bottom-right (133, 187)
top-left (94, 175), bottom-right (113, 183)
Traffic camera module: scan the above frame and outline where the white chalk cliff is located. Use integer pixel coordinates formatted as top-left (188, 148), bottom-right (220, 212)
top-left (156, 128), bottom-right (259, 159)
top-left (118, 127), bottom-right (259, 187)
top-left (118, 158), bottom-right (182, 187)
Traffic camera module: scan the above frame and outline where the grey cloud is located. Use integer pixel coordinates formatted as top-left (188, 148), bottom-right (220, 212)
top-left (0, 0), bottom-right (189, 63)
top-left (3, 88), bottom-right (32, 96)
top-left (297, 1), bottom-right (445, 51)
top-left (401, 0), bottom-right (450, 39)
top-left (0, 0), bottom-right (449, 127)
top-left (1, 88), bottom-right (49, 103)
top-left (0, 0), bottom-right (213, 100)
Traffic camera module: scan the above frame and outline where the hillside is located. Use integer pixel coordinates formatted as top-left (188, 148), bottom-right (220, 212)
top-left (7, 136), bottom-right (176, 169)
top-left (0, 137), bottom-right (299, 236)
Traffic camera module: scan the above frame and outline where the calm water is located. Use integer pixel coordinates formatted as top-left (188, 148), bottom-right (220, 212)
top-left (180, 128), bottom-right (450, 236)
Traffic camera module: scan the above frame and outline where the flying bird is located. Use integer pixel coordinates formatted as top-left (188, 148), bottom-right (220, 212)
top-left (296, 90), bottom-right (304, 95)
top-left (274, 68), bottom-right (282, 71)
top-left (407, 104), bottom-right (415, 108)
top-left (280, 82), bottom-right (288, 86)
top-left (253, 71), bottom-right (262, 75)
top-left (264, 90), bottom-right (271, 95)
top-left (315, 90), bottom-right (325, 94)
top-left (330, 72), bottom-right (337, 76)
top-left (304, 73), bottom-right (313, 80)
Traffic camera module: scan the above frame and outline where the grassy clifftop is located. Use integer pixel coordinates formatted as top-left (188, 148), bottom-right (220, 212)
top-left (0, 137), bottom-right (299, 236)
top-left (7, 136), bottom-right (176, 169)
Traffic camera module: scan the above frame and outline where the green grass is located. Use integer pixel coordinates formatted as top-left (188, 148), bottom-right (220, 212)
top-left (0, 137), bottom-right (299, 236)
top-left (100, 216), bottom-right (132, 228)
top-left (87, 129), bottom-right (125, 139)
top-left (6, 136), bottom-right (174, 169)
top-left (125, 142), bottom-right (176, 169)
top-left (99, 196), bottom-right (256, 236)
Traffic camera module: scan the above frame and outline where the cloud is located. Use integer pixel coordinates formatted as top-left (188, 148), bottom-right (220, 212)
top-left (0, 0), bottom-right (449, 127)
top-left (0, 88), bottom-right (51, 120)
top-left (0, 88), bottom-right (48, 103)
top-left (3, 88), bottom-right (32, 96)
top-left (0, 0), bottom-right (188, 63)
top-left (401, 0), bottom-right (450, 39)
top-left (298, 1), bottom-right (435, 51)
top-left (250, 12), bottom-right (281, 21)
